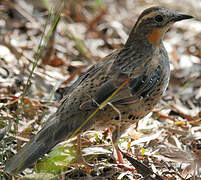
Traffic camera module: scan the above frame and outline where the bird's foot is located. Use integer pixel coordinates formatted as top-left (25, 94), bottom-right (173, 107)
top-left (114, 145), bottom-right (124, 164)
top-left (113, 146), bottom-right (136, 171)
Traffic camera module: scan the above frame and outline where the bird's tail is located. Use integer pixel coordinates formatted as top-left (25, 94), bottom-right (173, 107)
top-left (5, 115), bottom-right (62, 175)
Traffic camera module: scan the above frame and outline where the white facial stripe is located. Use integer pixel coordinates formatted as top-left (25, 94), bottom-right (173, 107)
top-left (134, 12), bottom-right (159, 30)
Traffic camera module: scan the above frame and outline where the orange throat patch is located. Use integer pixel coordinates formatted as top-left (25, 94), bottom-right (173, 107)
top-left (146, 28), bottom-right (163, 46)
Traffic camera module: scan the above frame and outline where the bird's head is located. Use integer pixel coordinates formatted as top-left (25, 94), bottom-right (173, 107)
top-left (126, 7), bottom-right (193, 46)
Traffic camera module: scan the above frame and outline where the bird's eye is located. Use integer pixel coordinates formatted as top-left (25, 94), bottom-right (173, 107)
top-left (154, 15), bottom-right (163, 22)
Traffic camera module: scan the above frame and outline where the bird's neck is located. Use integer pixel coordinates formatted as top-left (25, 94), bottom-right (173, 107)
top-left (125, 27), bottom-right (164, 48)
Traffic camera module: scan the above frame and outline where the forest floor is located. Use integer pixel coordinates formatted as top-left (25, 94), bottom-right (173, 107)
top-left (0, 0), bottom-right (201, 179)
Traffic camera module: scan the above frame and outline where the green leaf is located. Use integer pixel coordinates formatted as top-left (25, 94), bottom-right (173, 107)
top-left (35, 143), bottom-right (77, 174)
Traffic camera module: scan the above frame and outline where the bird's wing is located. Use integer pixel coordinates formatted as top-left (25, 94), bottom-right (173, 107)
top-left (79, 52), bottom-right (164, 109)
top-left (111, 63), bottom-right (164, 105)
top-left (78, 50), bottom-right (157, 110)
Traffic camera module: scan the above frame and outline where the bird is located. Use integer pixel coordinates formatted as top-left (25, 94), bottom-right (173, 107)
top-left (5, 6), bottom-right (193, 174)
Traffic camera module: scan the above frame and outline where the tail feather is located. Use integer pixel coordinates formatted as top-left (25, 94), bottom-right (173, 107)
top-left (5, 116), bottom-right (61, 175)
top-left (5, 110), bottom-right (88, 174)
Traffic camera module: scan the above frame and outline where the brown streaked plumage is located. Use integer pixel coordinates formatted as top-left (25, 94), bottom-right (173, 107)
top-left (5, 7), bottom-right (193, 174)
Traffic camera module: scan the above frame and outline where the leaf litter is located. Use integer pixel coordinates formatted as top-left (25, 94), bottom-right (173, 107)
top-left (0, 0), bottom-right (201, 179)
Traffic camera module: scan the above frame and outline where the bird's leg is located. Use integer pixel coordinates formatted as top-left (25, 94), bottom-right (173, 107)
top-left (109, 127), bottom-right (136, 172)
top-left (110, 126), bottom-right (124, 164)
top-left (83, 94), bottom-right (124, 163)
top-left (77, 134), bottom-right (82, 156)
top-left (76, 134), bottom-right (93, 168)
top-left (107, 102), bottom-right (124, 164)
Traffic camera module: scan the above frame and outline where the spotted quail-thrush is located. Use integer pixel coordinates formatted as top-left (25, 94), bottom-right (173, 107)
top-left (5, 7), bottom-right (193, 174)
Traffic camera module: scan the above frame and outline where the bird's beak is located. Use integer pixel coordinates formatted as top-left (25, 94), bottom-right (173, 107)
top-left (173, 13), bottom-right (194, 22)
